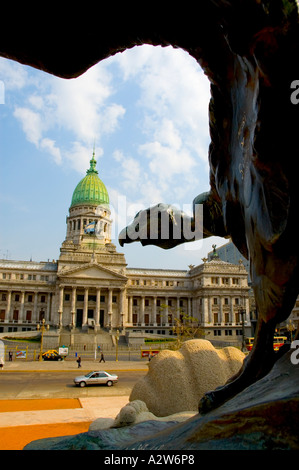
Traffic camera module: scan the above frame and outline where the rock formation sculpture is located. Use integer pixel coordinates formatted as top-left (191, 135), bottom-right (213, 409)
top-left (129, 340), bottom-right (245, 416)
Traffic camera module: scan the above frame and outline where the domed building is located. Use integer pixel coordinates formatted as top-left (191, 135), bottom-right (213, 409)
top-left (65, 151), bottom-right (112, 248)
top-left (0, 150), bottom-right (252, 352)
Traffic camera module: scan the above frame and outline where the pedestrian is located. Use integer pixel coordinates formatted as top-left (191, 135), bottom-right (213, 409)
top-left (77, 356), bottom-right (81, 368)
top-left (0, 357), bottom-right (4, 370)
top-left (8, 351), bottom-right (13, 361)
top-left (99, 352), bottom-right (105, 363)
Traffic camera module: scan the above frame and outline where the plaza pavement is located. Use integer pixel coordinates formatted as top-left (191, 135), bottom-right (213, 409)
top-left (0, 359), bottom-right (148, 429)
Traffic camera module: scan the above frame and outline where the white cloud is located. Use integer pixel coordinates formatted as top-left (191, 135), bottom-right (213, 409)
top-left (8, 44), bottom-right (211, 203)
top-left (49, 65), bottom-right (125, 144)
top-left (0, 58), bottom-right (29, 90)
top-left (65, 142), bottom-right (103, 174)
top-left (13, 107), bottom-right (43, 145)
top-left (110, 45), bottom-right (211, 202)
top-left (40, 138), bottom-right (62, 165)
top-left (113, 150), bottom-right (142, 190)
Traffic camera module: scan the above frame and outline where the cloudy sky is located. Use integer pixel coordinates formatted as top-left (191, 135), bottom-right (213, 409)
top-left (0, 45), bottom-right (226, 269)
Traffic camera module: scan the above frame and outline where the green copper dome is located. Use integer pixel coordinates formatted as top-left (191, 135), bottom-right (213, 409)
top-left (70, 152), bottom-right (109, 208)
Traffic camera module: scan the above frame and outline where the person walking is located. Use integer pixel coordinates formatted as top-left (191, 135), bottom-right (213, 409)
top-left (77, 356), bottom-right (82, 368)
top-left (99, 352), bottom-right (105, 363)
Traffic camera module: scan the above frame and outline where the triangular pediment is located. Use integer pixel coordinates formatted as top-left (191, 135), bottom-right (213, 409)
top-left (58, 262), bottom-right (127, 281)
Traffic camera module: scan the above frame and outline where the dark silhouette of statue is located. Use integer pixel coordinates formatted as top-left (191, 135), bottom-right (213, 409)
top-left (1, 0), bottom-right (299, 413)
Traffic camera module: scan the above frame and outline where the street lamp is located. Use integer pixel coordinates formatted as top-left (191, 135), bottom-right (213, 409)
top-left (115, 329), bottom-right (119, 362)
top-left (37, 318), bottom-right (49, 361)
top-left (239, 308), bottom-right (247, 352)
top-left (287, 319), bottom-right (296, 342)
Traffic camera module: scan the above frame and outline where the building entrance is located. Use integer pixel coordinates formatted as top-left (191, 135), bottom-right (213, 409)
top-left (100, 309), bottom-right (104, 327)
top-left (76, 309), bottom-right (83, 327)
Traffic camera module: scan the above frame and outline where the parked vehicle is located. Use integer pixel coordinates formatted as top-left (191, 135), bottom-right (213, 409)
top-left (74, 371), bottom-right (118, 388)
top-left (245, 336), bottom-right (287, 352)
top-left (42, 350), bottom-right (63, 361)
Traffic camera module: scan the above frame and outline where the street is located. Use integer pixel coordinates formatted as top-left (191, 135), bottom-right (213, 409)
top-left (0, 370), bottom-right (146, 399)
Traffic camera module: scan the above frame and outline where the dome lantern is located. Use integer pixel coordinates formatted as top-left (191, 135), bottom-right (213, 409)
top-left (70, 151), bottom-right (109, 208)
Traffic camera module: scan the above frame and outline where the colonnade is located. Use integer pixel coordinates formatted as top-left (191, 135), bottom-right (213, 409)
top-left (57, 285), bottom-right (126, 328)
top-left (0, 290), bottom-right (52, 324)
top-left (201, 294), bottom-right (250, 325)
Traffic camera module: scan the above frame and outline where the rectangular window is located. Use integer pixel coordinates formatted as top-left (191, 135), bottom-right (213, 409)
top-left (213, 329), bottom-right (221, 336)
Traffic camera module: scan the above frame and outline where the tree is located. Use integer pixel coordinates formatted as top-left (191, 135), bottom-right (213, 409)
top-left (171, 311), bottom-right (206, 350)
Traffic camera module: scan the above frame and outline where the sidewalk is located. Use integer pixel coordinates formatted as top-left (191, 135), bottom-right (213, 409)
top-left (1, 358), bottom-right (149, 372)
top-left (0, 360), bottom-right (148, 449)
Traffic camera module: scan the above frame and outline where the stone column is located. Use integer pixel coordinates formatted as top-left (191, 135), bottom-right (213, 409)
top-left (19, 291), bottom-right (25, 323)
top-left (230, 296), bottom-right (234, 324)
top-left (71, 287), bottom-right (76, 327)
top-left (202, 297), bottom-right (208, 325)
top-left (153, 296), bottom-right (157, 326)
top-left (208, 296), bottom-right (212, 324)
top-left (119, 289), bottom-right (126, 328)
top-left (34, 291), bottom-right (39, 323)
top-left (47, 292), bottom-right (52, 323)
top-left (140, 296), bottom-right (145, 326)
top-left (58, 287), bottom-right (64, 328)
top-left (108, 288), bottom-right (113, 328)
top-left (188, 297), bottom-right (192, 317)
top-left (245, 297), bottom-right (250, 325)
top-left (128, 296), bottom-right (133, 324)
top-left (5, 290), bottom-right (11, 322)
top-left (164, 297), bottom-right (169, 325)
top-left (219, 296), bottom-right (223, 324)
top-left (83, 287), bottom-right (88, 326)
top-left (176, 297), bottom-right (180, 319)
top-left (95, 288), bottom-right (101, 327)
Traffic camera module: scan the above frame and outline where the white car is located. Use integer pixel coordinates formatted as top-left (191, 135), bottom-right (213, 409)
top-left (74, 371), bottom-right (118, 388)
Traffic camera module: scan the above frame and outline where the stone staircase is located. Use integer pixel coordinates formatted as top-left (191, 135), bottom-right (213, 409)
top-left (58, 327), bottom-right (125, 351)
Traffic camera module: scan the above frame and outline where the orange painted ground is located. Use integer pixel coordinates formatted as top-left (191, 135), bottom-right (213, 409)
top-left (0, 399), bottom-right (90, 450)
top-left (0, 421), bottom-right (92, 450)
top-left (0, 398), bottom-right (82, 412)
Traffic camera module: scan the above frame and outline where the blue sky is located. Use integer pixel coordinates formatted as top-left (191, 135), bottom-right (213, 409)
top-left (0, 45), bottom-right (226, 270)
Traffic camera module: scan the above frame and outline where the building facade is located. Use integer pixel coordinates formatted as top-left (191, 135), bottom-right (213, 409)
top-left (0, 153), bottom-right (251, 345)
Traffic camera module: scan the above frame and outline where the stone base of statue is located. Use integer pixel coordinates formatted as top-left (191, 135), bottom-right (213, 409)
top-left (24, 349), bottom-right (299, 450)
